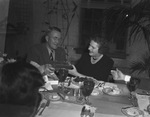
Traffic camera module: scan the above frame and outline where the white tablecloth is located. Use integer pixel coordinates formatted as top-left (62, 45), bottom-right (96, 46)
top-left (36, 82), bottom-right (131, 117)
top-left (36, 101), bottom-right (129, 117)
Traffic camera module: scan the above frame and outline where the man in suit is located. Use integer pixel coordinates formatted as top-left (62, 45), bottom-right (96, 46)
top-left (27, 26), bottom-right (67, 74)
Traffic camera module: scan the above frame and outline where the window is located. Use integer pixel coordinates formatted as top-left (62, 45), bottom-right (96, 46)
top-left (78, 1), bottom-right (130, 58)
top-left (79, 8), bottom-right (104, 49)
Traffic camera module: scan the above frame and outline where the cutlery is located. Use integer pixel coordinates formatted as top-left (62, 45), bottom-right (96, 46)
top-left (57, 92), bottom-right (65, 100)
top-left (122, 106), bottom-right (134, 110)
top-left (38, 104), bottom-right (47, 116)
top-left (68, 77), bottom-right (71, 86)
top-left (37, 99), bottom-right (50, 116)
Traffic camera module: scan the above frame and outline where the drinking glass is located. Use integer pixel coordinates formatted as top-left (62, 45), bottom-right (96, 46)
top-left (127, 78), bottom-right (140, 102)
top-left (80, 79), bottom-right (95, 104)
top-left (57, 68), bottom-right (68, 86)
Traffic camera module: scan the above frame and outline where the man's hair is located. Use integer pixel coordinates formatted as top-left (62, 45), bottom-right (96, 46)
top-left (47, 26), bottom-right (61, 34)
top-left (41, 26), bottom-right (61, 43)
top-left (0, 61), bottom-right (44, 107)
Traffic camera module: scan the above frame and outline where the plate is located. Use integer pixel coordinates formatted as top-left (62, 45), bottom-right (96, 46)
top-left (121, 107), bottom-right (144, 117)
top-left (64, 82), bottom-right (80, 89)
top-left (103, 86), bottom-right (121, 96)
top-left (91, 89), bottom-right (100, 96)
top-left (49, 93), bottom-right (60, 101)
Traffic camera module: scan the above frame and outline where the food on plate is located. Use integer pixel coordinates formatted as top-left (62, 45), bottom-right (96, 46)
top-left (73, 77), bottom-right (88, 82)
top-left (125, 107), bottom-right (144, 116)
top-left (103, 86), bottom-right (121, 95)
top-left (91, 89), bottom-right (100, 96)
top-left (121, 107), bottom-right (144, 117)
top-left (64, 96), bottom-right (76, 101)
top-left (49, 93), bottom-right (60, 101)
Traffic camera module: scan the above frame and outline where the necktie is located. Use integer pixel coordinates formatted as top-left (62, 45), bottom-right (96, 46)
top-left (49, 51), bottom-right (53, 61)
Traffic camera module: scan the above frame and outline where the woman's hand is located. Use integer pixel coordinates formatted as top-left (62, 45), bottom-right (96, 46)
top-left (68, 65), bottom-right (77, 75)
top-left (68, 65), bottom-right (86, 78)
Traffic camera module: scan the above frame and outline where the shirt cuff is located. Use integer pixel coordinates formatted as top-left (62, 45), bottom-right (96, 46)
top-left (124, 75), bottom-right (131, 82)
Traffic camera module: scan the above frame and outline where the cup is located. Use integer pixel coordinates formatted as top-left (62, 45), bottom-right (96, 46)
top-left (80, 79), bottom-right (95, 104)
top-left (57, 68), bottom-right (68, 83)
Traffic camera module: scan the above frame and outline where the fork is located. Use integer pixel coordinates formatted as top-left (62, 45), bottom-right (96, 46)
top-left (36, 99), bottom-right (50, 116)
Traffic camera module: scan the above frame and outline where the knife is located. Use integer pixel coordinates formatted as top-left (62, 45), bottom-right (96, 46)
top-left (57, 92), bottom-right (65, 100)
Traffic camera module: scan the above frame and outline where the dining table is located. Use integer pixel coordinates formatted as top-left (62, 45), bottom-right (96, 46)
top-left (36, 77), bottom-right (133, 117)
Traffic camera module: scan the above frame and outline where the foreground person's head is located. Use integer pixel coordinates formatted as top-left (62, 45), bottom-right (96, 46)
top-left (0, 61), bottom-right (44, 117)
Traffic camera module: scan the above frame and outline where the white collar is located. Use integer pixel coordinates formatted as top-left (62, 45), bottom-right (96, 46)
top-left (91, 54), bottom-right (103, 64)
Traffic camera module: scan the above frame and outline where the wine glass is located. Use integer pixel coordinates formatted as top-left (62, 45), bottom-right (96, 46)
top-left (80, 79), bottom-right (95, 104)
top-left (127, 78), bottom-right (140, 105)
top-left (57, 68), bottom-right (68, 86)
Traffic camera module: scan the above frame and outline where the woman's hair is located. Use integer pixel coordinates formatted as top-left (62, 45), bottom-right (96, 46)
top-left (90, 35), bottom-right (109, 54)
top-left (0, 61), bottom-right (44, 107)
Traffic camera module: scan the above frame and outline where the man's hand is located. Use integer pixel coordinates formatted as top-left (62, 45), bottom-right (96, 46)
top-left (111, 69), bottom-right (125, 81)
top-left (41, 64), bottom-right (55, 75)
top-left (30, 61), bottom-right (55, 74)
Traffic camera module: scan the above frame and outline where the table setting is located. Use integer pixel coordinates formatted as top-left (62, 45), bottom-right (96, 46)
top-left (39, 75), bottom-right (96, 105)
top-left (36, 68), bottom-right (150, 117)
top-left (120, 89), bottom-right (150, 117)
top-left (119, 79), bottom-right (150, 117)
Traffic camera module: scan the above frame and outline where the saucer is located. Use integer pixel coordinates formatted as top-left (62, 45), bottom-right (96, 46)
top-left (91, 89), bottom-right (100, 96)
top-left (49, 93), bottom-right (60, 101)
top-left (121, 106), bottom-right (144, 117)
top-left (103, 86), bottom-right (121, 96)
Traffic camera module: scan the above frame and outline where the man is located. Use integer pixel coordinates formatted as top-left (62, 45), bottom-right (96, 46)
top-left (111, 69), bottom-right (150, 90)
top-left (27, 27), bottom-right (67, 74)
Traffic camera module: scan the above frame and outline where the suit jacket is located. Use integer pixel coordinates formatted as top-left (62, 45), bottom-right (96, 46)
top-left (27, 43), bottom-right (67, 65)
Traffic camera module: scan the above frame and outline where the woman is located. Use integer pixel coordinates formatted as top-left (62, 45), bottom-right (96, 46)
top-left (69, 35), bottom-right (114, 82)
top-left (0, 61), bottom-right (45, 117)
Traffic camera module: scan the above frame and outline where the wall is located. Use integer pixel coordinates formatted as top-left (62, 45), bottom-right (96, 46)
top-left (0, 0), bottom-right (10, 54)
top-left (109, 0), bottom-right (150, 78)
top-left (2, 0), bottom-right (148, 78)
top-left (113, 39), bottom-right (148, 76)
top-left (4, 0), bottom-right (33, 58)
top-left (32, 0), bottom-right (149, 69)
top-left (32, 0), bottom-right (80, 47)
top-left (32, 0), bottom-right (81, 62)
top-left (32, 0), bottom-right (46, 45)
top-left (126, 35), bottom-right (149, 78)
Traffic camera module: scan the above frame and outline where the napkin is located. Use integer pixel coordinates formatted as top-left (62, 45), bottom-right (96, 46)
top-left (136, 93), bottom-right (150, 116)
top-left (80, 105), bottom-right (96, 117)
top-left (44, 82), bottom-right (53, 90)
